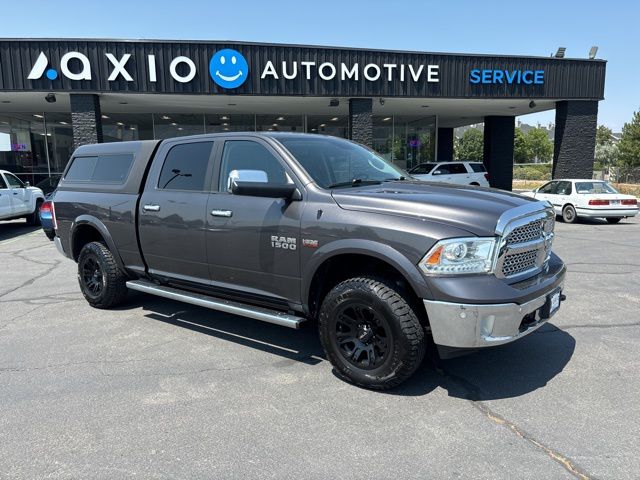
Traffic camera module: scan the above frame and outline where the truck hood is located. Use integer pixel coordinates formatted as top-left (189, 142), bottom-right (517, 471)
top-left (331, 181), bottom-right (540, 237)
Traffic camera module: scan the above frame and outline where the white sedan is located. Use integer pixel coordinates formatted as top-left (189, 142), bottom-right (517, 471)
top-left (521, 179), bottom-right (639, 223)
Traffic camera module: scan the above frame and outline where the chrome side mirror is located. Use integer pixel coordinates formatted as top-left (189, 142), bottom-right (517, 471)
top-left (227, 169), bottom-right (268, 191)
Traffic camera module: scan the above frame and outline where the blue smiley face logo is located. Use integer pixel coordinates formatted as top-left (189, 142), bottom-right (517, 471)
top-left (209, 49), bottom-right (249, 89)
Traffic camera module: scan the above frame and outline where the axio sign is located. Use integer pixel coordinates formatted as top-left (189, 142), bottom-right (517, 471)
top-left (27, 49), bottom-right (440, 88)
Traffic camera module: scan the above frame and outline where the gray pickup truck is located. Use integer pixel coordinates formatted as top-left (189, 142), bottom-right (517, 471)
top-left (50, 132), bottom-right (565, 389)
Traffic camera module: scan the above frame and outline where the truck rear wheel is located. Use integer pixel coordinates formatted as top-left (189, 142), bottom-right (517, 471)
top-left (77, 241), bottom-right (128, 309)
top-left (318, 276), bottom-right (426, 390)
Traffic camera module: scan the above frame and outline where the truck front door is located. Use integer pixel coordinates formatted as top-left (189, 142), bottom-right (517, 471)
top-left (4, 173), bottom-right (29, 215)
top-left (0, 174), bottom-right (13, 218)
top-left (205, 138), bottom-right (303, 306)
top-left (138, 140), bottom-right (216, 285)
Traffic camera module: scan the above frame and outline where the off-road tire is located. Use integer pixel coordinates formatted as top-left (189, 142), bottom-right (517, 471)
top-left (562, 204), bottom-right (577, 223)
top-left (77, 241), bottom-right (128, 309)
top-left (318, 276), bottom-right (426, 390)
top-left (26, 199), bottom-right (43, 226)
top-left (606, 217), bottom-right (622, 224)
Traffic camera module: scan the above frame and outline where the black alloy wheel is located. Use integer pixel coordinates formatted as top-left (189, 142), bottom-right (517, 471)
top-left (334, 302), bottom-right (391, 370)
top-left (80, 254), bottom-right (104, 299)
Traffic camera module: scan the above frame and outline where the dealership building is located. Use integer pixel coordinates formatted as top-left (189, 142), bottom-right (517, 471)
top-left (0, 38), bottom-right (606, 189)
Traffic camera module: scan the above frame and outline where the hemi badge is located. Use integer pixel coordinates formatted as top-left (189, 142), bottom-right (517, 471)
top-left (302, 239), bottom-right (319, 248)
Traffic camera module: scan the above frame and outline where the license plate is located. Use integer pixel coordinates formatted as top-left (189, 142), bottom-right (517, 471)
top-left (540, 288), bottom-right (562, 319)
top-left (611, 200), bottom-right (620, 205)
top-left (550, 291), bottom-right (560, 315)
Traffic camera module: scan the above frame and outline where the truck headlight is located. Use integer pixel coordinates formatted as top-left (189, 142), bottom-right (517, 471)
top-left (418, 237), bottom-right (497, 275)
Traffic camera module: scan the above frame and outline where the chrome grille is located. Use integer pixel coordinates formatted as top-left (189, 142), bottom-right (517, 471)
top-left (495, 204), bottom-right (555, 281)
top-left (501, 250), bottom-right (539, 276)
top-left (506, 219), bottom-right (544, 245)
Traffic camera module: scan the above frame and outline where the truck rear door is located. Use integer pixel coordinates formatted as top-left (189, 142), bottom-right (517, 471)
top-left (138, 139), bottom-right (216, 285)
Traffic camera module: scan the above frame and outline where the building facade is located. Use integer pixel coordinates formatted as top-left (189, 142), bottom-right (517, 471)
top-left (0, 39), bottom-right (606, 189)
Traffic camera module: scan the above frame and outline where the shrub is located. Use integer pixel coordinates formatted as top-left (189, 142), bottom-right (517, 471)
top-left (513, 164), bottom-right (551, 181)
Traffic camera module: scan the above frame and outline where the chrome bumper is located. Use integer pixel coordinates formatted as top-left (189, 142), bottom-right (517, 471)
top-left (423, 284), bottom-right (563, 348)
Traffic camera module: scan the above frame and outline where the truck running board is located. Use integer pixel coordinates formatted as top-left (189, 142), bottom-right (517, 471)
top-left (126, 280), bottom-right (306, 329)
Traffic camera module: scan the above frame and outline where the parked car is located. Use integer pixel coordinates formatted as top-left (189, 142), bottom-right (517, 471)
top-left (409, 161), bottom-right (490, 187)
top-left (521, 179), bottom-right (639, 223)
top-left (35, 175), bottom-right (62, 196)
top-left (50, 133), bottom-right (564, 390)
top-left (0, 170), bottom-right (45, 225)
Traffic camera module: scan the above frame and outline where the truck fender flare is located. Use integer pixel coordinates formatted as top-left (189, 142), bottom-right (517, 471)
top-left (70, 215), bottom-right (125, 271)
top-left (302, 239), bottom-right (432, 307)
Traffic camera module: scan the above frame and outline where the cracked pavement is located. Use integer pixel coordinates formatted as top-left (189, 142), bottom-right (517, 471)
top-left (0, 216), bottom-right (639, 479)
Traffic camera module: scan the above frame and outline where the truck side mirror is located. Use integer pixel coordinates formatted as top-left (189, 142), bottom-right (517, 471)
top-left (227, 169), bottom-right (268, 191)
top-left (432, 170), bottom-right (442, 176)
top-left (24, 181), bottom-right (30, 187)
top-left (228, 169), bottom-right (299, 199)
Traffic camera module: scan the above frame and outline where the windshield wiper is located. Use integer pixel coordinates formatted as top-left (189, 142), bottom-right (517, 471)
top-left (327, 178), bottom-right (383, 188)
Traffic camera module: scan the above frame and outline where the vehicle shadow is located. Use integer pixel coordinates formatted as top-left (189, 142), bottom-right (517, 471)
top-left (391, 322), bottom-right (575, 399)
top-left (119, 292), bottom-right (325, 366)
top-left (0, 221), bottom-right (40, 241)
top-left (118, 294), bottom-right (574, 399)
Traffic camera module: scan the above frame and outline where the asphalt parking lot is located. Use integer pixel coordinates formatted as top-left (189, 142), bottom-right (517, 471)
top-left (0, 216), bottom-right (638, 479)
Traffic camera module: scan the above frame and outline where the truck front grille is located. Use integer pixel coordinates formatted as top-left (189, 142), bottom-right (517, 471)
top-left (495, 205), bottom-right (555, 281)
top-left (506, 219), bottom-right (544, 245)
top-left (501, 250), bottom-right (540, 276)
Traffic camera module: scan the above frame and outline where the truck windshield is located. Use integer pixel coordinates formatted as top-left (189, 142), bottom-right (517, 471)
top-left (279, 136), bottom-right (406, 189)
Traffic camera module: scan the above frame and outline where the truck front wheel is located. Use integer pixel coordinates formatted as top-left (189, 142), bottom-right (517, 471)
top-left (77, 241), bottom-right (128, 309)
top-left (26, 199), bottom-right (43, 226)
top-left (318, 276), bottom-right (426, 390)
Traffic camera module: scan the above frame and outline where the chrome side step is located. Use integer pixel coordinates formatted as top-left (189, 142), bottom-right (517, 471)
top-left (126, 280), bottom-right (306, 329)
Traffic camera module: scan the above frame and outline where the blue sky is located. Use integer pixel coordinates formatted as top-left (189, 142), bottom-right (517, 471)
top-left (2, 0), bottom-right (637, 131)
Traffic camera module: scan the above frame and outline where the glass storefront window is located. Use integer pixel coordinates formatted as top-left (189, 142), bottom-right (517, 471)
top-left (256, 114), bottom-right (303, 133)
top-left (372, 116), bottom-right (394, 162)
top-left (205, 114), bottom-right (255, 133)
top-left (392, 116), bottom-right (436, 170)
top-left (0, 110), bottom-right (438, 184)
top-left (102, 113), bottom-right (154, 142)
top-left (0, 112), bottom-right (72, 184)
top-left (307, 115), bottom-right (348, 138)
top-left (152, 113), bottom-right (204, 138)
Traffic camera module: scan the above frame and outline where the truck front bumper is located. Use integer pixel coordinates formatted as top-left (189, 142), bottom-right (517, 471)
top-left (423, 282), bottom-right (564, 348)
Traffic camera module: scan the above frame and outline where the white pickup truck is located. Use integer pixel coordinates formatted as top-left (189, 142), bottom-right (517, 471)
top-left (0, 170), bottom-right (45, 225)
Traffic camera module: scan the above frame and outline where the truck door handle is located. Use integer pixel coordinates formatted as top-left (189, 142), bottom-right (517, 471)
top-left (210, 209), bottom-right (232, 218)
top-left (143, 204), bottom-right (160, 212)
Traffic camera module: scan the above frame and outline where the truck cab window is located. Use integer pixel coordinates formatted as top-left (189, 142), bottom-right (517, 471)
top-left (158, 142), bottom-right (213, 191)
top-left (219, 140), bottom-right (288, 191)
top-left (5, 173), bottom-right (24, 188)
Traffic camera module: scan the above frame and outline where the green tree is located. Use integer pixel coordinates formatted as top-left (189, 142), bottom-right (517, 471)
top-left (513, 128), bottom-right (532, 163)
top-left (525, 127), bottom-right (553, 162)
top-left (595, 142), bottom-right (619, 165)
top-left (618, 110), bottom-right (640, 167)
top-left (454, 128), bottom-right (483, 160)
top-left (596, 125), bottom-right (614, 146)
